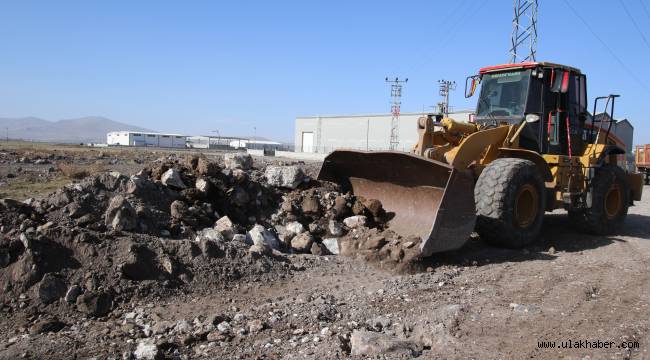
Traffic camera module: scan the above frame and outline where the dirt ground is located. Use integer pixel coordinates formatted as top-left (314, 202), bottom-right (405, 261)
top-left (0, 143), bottom-right (649, 359)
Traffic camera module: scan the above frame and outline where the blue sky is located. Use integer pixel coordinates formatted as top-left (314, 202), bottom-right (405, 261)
top-left (1, 0), bottom-right (649, 144)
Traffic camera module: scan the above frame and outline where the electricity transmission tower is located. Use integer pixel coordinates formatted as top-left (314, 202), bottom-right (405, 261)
top-left (510, 0), bottom-right (538, 63)
top-left (385, 77), bottom-right (407, 150)
top-left (438, 80), bottom-right (456, 117)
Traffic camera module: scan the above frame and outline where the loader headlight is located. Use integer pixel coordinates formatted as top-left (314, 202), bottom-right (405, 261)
top-left (525, 114), bottom-right (540, 123)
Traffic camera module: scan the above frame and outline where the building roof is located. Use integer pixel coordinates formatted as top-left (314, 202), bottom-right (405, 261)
top-left (107, 131), bottom-right (186, 137)
top-left (296, 110), bottom-right (473, 120)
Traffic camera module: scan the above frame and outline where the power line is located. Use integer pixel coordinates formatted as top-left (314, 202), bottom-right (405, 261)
top-left (561, 0), bottom-right (650, 95)
top-left (640, 0), bottom-right (650, 20)
top-left (404, 0), bottom-right (489, 75)
top-left (618, 0), bottom-right (650, 51)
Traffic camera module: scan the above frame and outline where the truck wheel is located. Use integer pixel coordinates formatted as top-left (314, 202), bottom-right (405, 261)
top-left (475, 158), bottom-right (546, 248)
top-left (569, 164), bottom-right (629, 234)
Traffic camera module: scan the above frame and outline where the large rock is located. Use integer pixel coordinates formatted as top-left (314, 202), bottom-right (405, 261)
top-left (290, 233), bottom-right (314, 252)
top-left (350, 330), bottom-right (421, 357)
top-left (215, 216), bottom-right (235, 240)
top-left (363, 198), bottom-right (384, 217)
top-left (246, 225), bottom-right (280, 250)
top-left (134, 341), bottom-right (163, 360)
top-left (29, 318), bottom-right (66, 335)
top-left (96, 171), bottom-right (126, 191)
top-left (170, 200), bottom-right (188, 220)
top-left (36, 273), bottom-right (67, 304)
top-left (76, 291), bottom-right (113, 317)
top-left (65, 285), bottom-right (81, 303)
top-left (328, 220), bottom-right (344, 236)
top-left (322, 238), bottom-right (340, 255)
top-left (105, 195), bottom-right (137, 231)
top-left (126, 175), bottom-right (148, 195)
top-left (195, 178), bottom-right (210, 193)
top-left (285, 221), bottom-right (305, 235)
top-left (161, 168), bottom-right (187, 190)
top-left (224, 153), bottom-right (253, 170)
top-left (343, 215), bottom-right (367, 228)
top-left (301, 195), bottom-right (320, 214)
top-left (410, 323), bottom-right (458, 352)
top-left (195, 227), bottom-right (224, 243)
top-left (264, 166), bottom-right (304, 189)
top-left (195, 228), bottom-right (225, 257)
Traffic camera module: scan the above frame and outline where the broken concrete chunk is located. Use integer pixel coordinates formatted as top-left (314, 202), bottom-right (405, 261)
top-left (322, 238), bottom-right (340, 255)
top-left (343, 215), bottom-right (367, 228)
top-left (246, 225), bottom-right (280, 250)
top-left (195, 178), bottom-right (210, 193)
top-left (290, 233), bottom-right (314, 252)
top-left (161, 168), bottom-right (187, 189)
top-left (215, 216), bottom-right (236, 240)
top-left (264, 165), bottom-right (305, 189)
top-left (285, 221), bottom-right (305, 236)
top-left (104, 195), bottom-right (137, 231)
top-left (134, 341), bottom-right (163, 360)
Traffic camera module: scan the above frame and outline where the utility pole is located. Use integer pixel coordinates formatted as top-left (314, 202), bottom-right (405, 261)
top-left (385, 77), bottom-right (407, 150)
top-left (438, 80), bottom-right (456, 117)
top-left (510, 0), bottom-right (538, 63)
top-left (5, 127), bottom-right (8, 142)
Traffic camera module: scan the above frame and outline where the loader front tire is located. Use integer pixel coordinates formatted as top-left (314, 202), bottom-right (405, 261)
top-left (475, 158), bottom-right (546, 248)
top-left (568, 164), bottom-right (629, 234)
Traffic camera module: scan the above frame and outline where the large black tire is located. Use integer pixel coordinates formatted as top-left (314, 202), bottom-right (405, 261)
top-left (568, 164), bottom-right (629, 234)
top-left (475, 158), bottom-right (546, 248)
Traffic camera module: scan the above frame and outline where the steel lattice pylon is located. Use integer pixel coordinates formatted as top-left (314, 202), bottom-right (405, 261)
top-left (385, 77), bottom-right (407, 150)
top-left (510, 0), bottom-right (538, 63)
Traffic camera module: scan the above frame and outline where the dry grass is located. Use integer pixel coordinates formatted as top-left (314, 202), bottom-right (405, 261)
top-left (57, 163), bottom-right (105, 179)
top-left (0, 177), bottom-right (71, 200)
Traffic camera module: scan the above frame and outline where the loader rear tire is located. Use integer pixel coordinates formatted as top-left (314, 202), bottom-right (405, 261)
top-left (475, 158), bottom-right (546, 248)
top-left (568, 164), bottom-right (629, 234)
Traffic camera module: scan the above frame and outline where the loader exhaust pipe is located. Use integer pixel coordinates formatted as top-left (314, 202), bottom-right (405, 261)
top-left (318, 150), bottom-right (477, 256)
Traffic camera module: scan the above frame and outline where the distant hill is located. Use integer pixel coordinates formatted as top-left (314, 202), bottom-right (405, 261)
top-left (0, 116), bottom-right (154, 143)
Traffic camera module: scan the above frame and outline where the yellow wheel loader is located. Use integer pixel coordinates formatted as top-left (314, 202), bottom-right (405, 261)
top-left (318, 62), bottom-right (644, 257)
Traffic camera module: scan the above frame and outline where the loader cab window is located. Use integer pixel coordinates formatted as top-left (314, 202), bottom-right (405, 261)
top-left (476, 70), bottom-right (531, 121)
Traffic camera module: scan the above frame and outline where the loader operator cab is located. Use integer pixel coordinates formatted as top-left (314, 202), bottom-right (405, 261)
top-left (466, 62), bottom-right (589, 157)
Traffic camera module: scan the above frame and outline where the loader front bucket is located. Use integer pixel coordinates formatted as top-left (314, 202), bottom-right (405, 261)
top-left (318, 150), bottom-right (476, 256)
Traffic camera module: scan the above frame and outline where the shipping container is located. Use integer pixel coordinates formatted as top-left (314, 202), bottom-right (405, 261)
top-left (636, 144), bottom-right (650, 185)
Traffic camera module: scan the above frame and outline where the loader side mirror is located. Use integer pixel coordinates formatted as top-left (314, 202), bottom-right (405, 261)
top-left (465, 75), bottom-right (481, 98)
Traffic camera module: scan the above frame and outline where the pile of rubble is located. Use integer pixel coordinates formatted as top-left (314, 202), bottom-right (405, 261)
top-left (0, 153), bottom-right (419, 319)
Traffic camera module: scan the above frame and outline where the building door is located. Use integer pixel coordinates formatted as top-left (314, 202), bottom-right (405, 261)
top-left (301, 132), bottom-right (314, 153)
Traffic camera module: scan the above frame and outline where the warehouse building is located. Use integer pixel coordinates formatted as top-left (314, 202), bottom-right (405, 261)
top-left (294, 110), bottom-right (473, 153)
top-left (187, 136), bottom-right (247, 149)
top-left (107, 131), bottom-right (186, 148)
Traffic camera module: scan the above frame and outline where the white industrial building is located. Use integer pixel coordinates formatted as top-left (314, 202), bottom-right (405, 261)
top-left (229, 139), bottom-right (283, 150)
top-left (107, 131), bottom-right (186, 148)
top-left (294, 110), bottom-right (473, 153)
